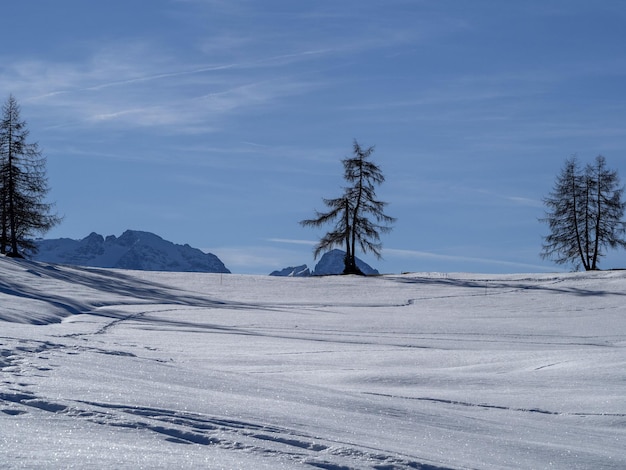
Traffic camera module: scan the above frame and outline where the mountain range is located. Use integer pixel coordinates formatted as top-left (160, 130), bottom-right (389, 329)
top-left (270, 249), bottom-right (379, 276)
top-left (33, 230), bottom-right (230, 273)
top-left (33, 231), bottom-right (378, 276)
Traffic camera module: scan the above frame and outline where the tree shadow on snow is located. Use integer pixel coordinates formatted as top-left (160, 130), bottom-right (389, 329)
top-left (0, 257), bottom-right (250, 325)
top-left (386, 274), bottom-right (626, 298)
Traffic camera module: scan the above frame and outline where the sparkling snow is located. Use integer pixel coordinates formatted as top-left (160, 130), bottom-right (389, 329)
top-left (0, 257), bottom-right (624, 469)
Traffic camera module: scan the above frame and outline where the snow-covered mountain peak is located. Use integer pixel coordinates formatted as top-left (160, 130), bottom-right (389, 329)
top-left (34, 230), bottom-right (230, 273)
top-left (313, 249), bottom-right (379, 275)
top-left (269, 249), bottom-right (379, 276)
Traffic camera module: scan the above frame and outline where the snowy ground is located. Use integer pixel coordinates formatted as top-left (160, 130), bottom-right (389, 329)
top-left (1, 257), bottom-right (625, 469)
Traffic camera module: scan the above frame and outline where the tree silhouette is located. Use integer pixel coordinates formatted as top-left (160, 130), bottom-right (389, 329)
top-left (541, 155), bottom-right (626, 270)
top-left (0, 95), bottom-right (60, 256)
top-left (301, 140), bottom-right (395, 274)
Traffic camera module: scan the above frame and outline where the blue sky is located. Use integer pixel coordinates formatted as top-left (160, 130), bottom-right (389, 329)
top-left (2, 0), bottom-right (626, 274)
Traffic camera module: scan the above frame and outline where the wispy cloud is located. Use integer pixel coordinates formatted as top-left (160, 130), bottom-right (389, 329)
top-left (0, 47), bottom-right (324, 134)
top-left (473, 189), bottom-right (543, 208)
top-left (207, 245), bottom-right (309, 273)
top-left (1, 0), bottom-right (433, 137)
top-left (384, 248), bottom-right (554, 272)
top-left (267, 238), bottom-right (317, 246)
top-left (267, 239), bottom-right (552, 272)
top-left (81, 63), bottom-right (237, 92)
top-left (506, 196), bottom-right (543, 208)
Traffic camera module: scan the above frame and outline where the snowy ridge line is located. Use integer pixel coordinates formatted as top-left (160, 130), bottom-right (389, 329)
top-left (363, 392), bottom-right (626, 418)
top-left (0, 389), bottom-right (454, 470)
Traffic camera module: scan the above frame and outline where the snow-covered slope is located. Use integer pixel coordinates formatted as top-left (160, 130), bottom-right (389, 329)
top-left (1, 256), bottom-right (625, 469)
top-left (33, 230), bottom-right (230, 273)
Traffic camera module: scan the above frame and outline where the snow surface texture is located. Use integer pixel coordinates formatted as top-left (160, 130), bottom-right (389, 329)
top-left (0, 256), bottom-right (625, 469)
top-left (33, 230), bottom-right (231, 273)
top-left (271, 249), bottom-right (379, 277)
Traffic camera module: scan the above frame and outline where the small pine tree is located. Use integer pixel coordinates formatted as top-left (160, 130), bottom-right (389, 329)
top-left (0, 95), bottom-right (60, 256)
top-left (301, 140), bottom-right (395, 274)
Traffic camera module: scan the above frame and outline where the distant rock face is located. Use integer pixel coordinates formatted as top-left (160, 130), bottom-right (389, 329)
top-left (269, 249), bottom-right (378, 276)
top-left (269, 265), bottom-right (311, 277)
top-left (312, 249), bottom-right (379, 276)
top-left (34, 230), bottom-right (231, 273)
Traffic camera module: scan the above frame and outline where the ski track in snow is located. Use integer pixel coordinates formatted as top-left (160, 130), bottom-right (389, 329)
top-left (0, 337), bottom-right (446, 469)
top-left (1, 389), bottom-right (443, 469)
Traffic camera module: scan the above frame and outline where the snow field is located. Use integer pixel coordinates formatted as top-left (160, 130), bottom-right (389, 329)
top-left (1, 257), bottom-right (625, 468)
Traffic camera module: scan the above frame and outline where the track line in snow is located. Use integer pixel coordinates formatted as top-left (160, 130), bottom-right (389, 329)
top-left (363, 392), bottom-right (626, 418)
top-left (0, 389), bottom-right (453, 469)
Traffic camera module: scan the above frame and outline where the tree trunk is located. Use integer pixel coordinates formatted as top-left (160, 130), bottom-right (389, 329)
top-left (6, 121), bottom-right (18, 256)
top-left (345, 157), bottom-right (365, 275)
top-left (343, 201), bottom-right (353, 274)
top-left (343, 204), bottom-right (363, 275)
top-left (572, 175), bottom-right (588, 270)
top-left (583, 185), bottom-right (588, 268)
top-left (591, 170), bottom-right (602, 270)
top-left (0, 195), bottom-right (6, 254)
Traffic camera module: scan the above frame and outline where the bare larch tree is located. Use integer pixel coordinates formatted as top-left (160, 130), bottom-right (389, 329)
top-left (301, 140), bottom-right (395, 274)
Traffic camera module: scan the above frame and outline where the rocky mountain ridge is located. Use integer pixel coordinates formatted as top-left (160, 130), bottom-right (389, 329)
top-left (270, 249), bottom-right (379, 276)
top-left (34, 230), bottom-right (230, 273)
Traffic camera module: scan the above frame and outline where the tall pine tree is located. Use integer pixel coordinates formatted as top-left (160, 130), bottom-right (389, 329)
top-left (0, 95), bottom-right (60, 256)
top-left (301, 140), bottom-right (395, 274)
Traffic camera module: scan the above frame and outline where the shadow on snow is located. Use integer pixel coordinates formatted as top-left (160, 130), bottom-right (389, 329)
top-left (386, 273), bottom-right (626, 298)
top-left (0, 257), bottom-right (249, 324)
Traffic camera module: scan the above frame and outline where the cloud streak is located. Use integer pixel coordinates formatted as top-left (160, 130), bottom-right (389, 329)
top-left (384, 248), bottom-right (554, 272)
top-left (268, 238), bottom-right (317, 246)
top-left (0, 41), bottom-right (337, 136)
top-left (0, 0), bottom-right (427, 136)
top-left (207, 245), bottom-right (310, 273)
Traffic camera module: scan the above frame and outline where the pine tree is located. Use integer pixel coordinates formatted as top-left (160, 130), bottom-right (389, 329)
top-left (541, 157), bottom-right (587, 269)
top-left (0, 95), bottom-right (60, 256)
top-left (586, 155), bottom-right (626, 269)
top-left (301, 140), bottom-right (395, 275)
top-left (541, 155), bottom-right (626, 270)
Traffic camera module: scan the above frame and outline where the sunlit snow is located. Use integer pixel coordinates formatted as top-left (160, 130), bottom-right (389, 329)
top-left (1, 256), bottom-right (624, 469)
